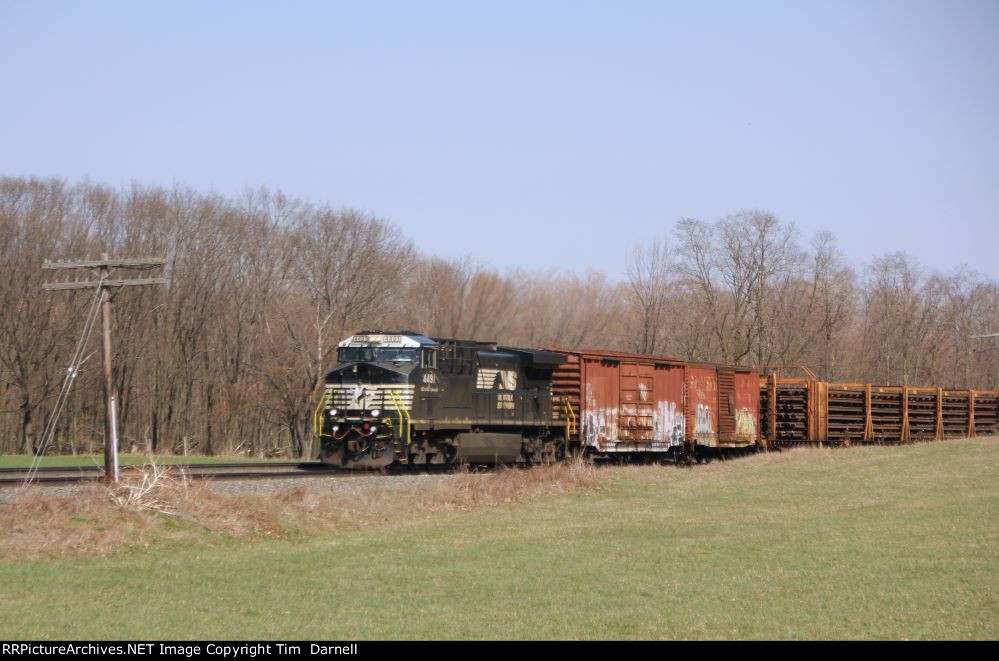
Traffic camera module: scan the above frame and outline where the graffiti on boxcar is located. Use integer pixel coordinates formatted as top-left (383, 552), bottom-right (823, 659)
top-left (583, 408), bottom-right (618, 447)
top-left (688, 373), bottom-right (717, 394)
top-left (654, 400), bottom-right (685, 446)
top-left (695, 404), bottom-right (714, 435)
top-left (583, 383), bottom-right (618, 448)
top-left (735, 407), bottom-right (756, 438)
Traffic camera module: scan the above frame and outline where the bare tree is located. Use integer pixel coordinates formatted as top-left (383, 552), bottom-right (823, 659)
top-left (626, 237), bottom-right (677, 355)
top-left (512, 269), bottom-right (625, 350)
top-left (265, 208), bottom-right (414, 456)
top-left (1, 176), bottom-right (995, 458)
top-left (857, 252), bottom-right (960, 386)
top-left (672, 211), bottom-right (801, 366)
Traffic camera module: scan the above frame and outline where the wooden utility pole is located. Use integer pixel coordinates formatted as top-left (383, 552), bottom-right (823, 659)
top-left (42, 255), bottom-right (167, 483)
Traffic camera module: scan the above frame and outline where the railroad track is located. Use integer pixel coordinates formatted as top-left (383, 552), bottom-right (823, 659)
top-left (1, 452), bottom-right (727, 488)
top-left (0, 462), bottom-right (373, 487)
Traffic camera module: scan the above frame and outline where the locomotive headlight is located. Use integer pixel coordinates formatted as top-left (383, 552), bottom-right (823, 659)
top-left (369, 409), bottom-right (380, 418)
top-left (331, 425), bottom-right (340, 433)
top-left (370, 425), bottom-right (378, 433)
top-left (329, 408), bottom-right (338, 417)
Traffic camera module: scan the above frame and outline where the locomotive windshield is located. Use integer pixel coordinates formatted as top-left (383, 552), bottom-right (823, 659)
top-left (338, 347), bottom-right (418, 363)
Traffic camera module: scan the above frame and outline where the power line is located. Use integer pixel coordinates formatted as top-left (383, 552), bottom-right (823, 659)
top-left (21, 280), bottom-right (104, 488)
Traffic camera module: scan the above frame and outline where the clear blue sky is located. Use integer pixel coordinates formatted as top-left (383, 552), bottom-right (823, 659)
top-left (2, 0), bottom-right (997, 281)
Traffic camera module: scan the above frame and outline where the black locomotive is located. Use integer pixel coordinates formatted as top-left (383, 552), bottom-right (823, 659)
top-left (314, 331), bottom-right (568, 469)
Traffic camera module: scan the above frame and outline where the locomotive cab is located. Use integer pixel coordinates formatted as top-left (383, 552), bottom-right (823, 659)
top-left (315, 332), bottom-right (432, 469)
top-left (315, 331), bottom-right (567, 469)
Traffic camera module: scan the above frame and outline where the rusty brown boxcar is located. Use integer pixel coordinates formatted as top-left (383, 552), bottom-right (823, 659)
top-left (689, 365), bottom-right (760, 450)
top-left (547, 347), bottom-right (759, 458)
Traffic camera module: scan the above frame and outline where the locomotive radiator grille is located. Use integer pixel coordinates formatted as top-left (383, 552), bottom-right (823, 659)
top-left (327, 384), bottom-right (415, 411)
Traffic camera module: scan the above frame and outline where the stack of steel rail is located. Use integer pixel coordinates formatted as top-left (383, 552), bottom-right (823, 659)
top-left (760, 367), bottom-right (999, 446)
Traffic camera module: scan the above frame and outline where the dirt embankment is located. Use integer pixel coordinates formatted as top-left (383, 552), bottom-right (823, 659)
top-left (0, 460), bottom-right (599, 558)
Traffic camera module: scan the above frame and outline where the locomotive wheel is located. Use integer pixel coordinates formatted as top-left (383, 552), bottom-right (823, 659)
top-left (541, 438), bottom-right (563, 464)
top-left (522, 437), bottom-right (543, 465)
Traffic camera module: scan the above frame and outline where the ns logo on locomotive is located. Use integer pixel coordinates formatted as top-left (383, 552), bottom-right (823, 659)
top-left (314, 332), bottom-right (568, 469)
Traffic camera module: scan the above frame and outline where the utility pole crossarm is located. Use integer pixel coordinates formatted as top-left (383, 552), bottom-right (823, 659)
top-left (42, 257), bottom-right (166, 270)
top-left (42, 277), bottom-right (169, 291)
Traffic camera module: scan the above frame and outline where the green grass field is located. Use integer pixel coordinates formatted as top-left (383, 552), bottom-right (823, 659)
top-left (1, 439), bottom-right (996, 640)
top-left (0, 454), bottom-right (290, 468)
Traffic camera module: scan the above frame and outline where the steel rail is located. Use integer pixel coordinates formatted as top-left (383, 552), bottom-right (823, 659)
top-left (0, 464), bottom-right (376, 488)
top-left (0, 461), bottom-right (307, 474)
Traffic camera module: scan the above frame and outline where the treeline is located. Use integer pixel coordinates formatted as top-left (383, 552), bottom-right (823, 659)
top-left (1, 176), bottom-right (996, 457)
